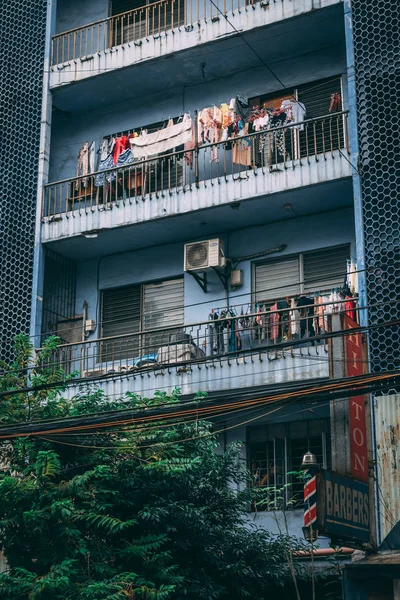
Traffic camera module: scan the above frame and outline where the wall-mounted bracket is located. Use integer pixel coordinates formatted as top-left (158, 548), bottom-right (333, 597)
top-left (187, 271), bottom-right (208, 293)
top-left (212, 266), bottom-right (230, 291)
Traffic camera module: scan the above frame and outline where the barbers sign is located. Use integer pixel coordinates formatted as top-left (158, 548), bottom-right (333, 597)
top-left (316, 470), bottom-right (370, 543)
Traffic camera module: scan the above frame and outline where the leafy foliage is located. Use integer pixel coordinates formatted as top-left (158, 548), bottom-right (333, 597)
top-left (0, 336), bottom-right (315, 599)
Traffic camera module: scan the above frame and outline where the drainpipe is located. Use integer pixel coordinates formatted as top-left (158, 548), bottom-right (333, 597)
top-left (30, 0), bottom-right (57, 347)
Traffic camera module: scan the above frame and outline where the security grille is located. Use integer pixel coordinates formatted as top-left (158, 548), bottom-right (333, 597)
top-left (0, 1), bottom-right (47, 361)
top-left (42, 251), bottom-right (77, 339)
top-left (351, 0), bottom-right (400, 374)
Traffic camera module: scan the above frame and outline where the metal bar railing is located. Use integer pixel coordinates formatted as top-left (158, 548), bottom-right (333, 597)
top-left (37, 296), bottom-right (358, 380)
top-left (51, 0), bottom-right (244, 65)
top-left (42, 112), bottom-right (349, 219)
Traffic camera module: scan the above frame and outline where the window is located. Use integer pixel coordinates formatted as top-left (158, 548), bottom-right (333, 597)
top-left (100, 278), bottom-right (184, 360)
top-left (248, 419), bottom-right (330, 509)
top-left (254, 245), bottom-right (350, 305)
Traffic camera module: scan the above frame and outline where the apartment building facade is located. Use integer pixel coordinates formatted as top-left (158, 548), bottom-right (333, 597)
top-left (0, 0), bottom-right (399, 573)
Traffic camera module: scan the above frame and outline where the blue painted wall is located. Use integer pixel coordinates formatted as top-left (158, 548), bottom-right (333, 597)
top-left (55, 0), bottom-right (109, 34)
top-left (75, 207), bottom-right (355, 337)
top-left (49, 43), bottom-right (347, 183)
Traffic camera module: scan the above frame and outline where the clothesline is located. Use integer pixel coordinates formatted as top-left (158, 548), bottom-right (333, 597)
top-left (75, 92), bottom-right (309, 183)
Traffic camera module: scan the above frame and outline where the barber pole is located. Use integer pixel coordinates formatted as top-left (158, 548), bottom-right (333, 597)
top-left (304, 469), bottom-right (317, 527)
top-left (301, 450), bottom-right (319, 532)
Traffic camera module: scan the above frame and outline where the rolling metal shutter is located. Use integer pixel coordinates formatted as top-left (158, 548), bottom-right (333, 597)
top-left (101, 284), bottom-right (141, 338)
top-left (100, 278), bottom-right (184, 359)
top-left (303, 245), bottom-right (350, 293)
top-left (297, 76), bottom-right (344, 157)
top-left (297, 76), bottom-right (342, 119)
top-left (143, 278), bottom-right (184, 351)
top-left (255, 257), bottom-right (300, 303)
top-left (100, 284), bottom-right (142, 361)
top-left (143, 278), bottom-right (184, 331)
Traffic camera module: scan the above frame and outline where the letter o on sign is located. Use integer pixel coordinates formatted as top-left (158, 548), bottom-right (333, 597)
top-left (353, 428), bottom-right (364, 447)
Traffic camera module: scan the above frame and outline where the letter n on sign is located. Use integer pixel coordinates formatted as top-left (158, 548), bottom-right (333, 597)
top-left (344, 315), bottom-right (368, 483)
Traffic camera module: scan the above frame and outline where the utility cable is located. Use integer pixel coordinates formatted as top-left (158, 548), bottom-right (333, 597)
top-left (1, 369), bottom-right (399, 441)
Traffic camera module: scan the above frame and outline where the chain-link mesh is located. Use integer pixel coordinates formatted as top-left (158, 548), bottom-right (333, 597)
top-left (351, 0), bottom-right (400, 374)
top-left (0, 1), bottom-right (47, 361)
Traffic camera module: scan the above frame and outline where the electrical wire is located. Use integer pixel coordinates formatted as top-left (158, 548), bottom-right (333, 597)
top-left (2, 369), bottom-right (399, 442)
top-left (35, 368), bottom-right (400, 450)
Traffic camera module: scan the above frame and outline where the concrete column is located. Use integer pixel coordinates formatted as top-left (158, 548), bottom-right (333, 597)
top-left (30, 0), bottom-right (57, 346)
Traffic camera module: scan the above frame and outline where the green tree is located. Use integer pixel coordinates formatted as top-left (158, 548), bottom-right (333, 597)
top-left (0, 336), bottom-right (309, 599)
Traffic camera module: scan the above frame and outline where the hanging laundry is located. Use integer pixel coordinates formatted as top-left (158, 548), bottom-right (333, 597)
top-left (220, 102), bottom-right (234, 129)
top-left (235, 95), bottom-right (250, 121)
top-left (100, 138), bottom-right (111, 161)
top-left (184, 121), bottom-right (195, 167)
top-left (76, 142), bottom-right (89, 190)
top-left (329, 92), bottom-right (341, 113)
top-left (296, 296), bottom-right (315, 338)
top-left (113, 135), bottom-right (130, 165)
top-left (94, 153), bottom-right (115, 187)
top-left (95, 148), bottom-right (134, 187)
top-left (130, 115), bottom-right (192, 159)
top-left (88, 141), bottom-right (96, 175)
top-left (289, 298), bottom-right (300, 336)
top-left (269, 303), bottom-right (280, 341)
top-left (280, 99), bottom-right (306, 130)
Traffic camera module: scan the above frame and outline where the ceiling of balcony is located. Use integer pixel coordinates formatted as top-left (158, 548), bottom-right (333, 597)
top-left (52, 3), bottom-right (345, 113)
top-left (45, 177), bottom-right (354, 260)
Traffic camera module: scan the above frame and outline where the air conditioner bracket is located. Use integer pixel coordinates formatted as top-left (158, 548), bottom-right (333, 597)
top-left (212, 267), bottom-right (230, 291)
top-left (187, 271), bottom-right (208, 293)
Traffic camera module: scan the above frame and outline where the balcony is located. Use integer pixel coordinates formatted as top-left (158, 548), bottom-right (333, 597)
top-left (40, 298), bottom-right (346, 400)
top-left (50, 0), bottom-right (343, 97)
top-left (42, 112), bottom-right (352, 251)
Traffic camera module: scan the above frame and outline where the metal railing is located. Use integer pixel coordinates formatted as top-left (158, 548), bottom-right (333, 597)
top-left (42, 112), bottom-right (349, 219)
top-left (51, 0), bottom-right (258, 65)
top-left (38, 297), bottom-right (357, 381)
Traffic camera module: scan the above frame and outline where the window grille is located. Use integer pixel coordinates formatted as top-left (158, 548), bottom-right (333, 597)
top-left (248, 419), bottom-right (330, 509)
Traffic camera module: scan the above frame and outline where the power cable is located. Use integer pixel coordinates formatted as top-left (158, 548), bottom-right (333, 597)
top-left (1, 369), bottom-right (399, 441)
top-left (35, 368), bottom-right (400, 450)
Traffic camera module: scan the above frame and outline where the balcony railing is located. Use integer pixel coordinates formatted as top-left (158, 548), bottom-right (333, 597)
top-left (51, 0), bottom-right (257, 65)
top-left (38, 297), bottom-right (357, 381)
top-left (43, 112), bottom-right (349, 219)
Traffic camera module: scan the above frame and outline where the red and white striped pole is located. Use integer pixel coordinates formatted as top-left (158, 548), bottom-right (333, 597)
top-left (301, 451), bottom-right (319, 540)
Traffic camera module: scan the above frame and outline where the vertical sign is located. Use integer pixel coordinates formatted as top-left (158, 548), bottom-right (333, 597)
top-left (343, 315), bottom-right (368, 482)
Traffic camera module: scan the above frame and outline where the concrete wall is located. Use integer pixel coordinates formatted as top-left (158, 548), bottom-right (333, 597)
top-left (49, 44), bottom-right (347, 183)
top-left (74, 207), bottom-right (355, 329)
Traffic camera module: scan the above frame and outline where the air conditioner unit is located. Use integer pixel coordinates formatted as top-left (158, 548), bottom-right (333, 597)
top-left (184, 239), bottom-right (226, 272)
